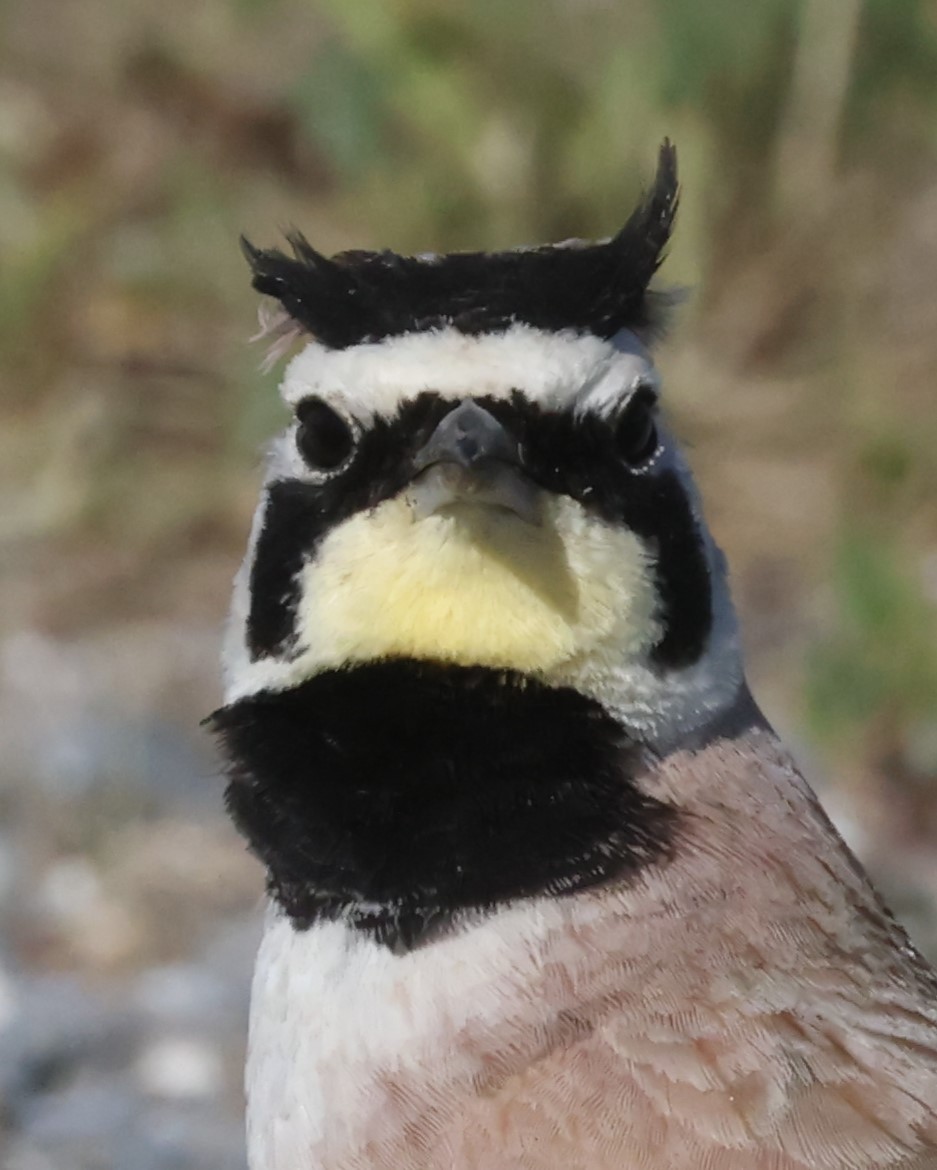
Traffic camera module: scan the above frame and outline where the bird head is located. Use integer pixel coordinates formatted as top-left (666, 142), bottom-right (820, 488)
top-left (223, 142), bottom-right (743, 750)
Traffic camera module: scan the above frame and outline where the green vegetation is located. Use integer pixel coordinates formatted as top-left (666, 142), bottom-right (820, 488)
top-left (807, 531), bottom-right (937, 754)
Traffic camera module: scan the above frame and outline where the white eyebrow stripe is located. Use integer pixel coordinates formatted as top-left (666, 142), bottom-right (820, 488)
top-left (279, 323), bottom-right (658, 423)
top-left (571, 360), bottom-right (662, 421)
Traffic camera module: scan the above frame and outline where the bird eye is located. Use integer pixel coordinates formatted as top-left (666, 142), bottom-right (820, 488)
top-left (296, 398), bottom-right (355, 471)
top-left (614, 388), bottom-right (659, 468)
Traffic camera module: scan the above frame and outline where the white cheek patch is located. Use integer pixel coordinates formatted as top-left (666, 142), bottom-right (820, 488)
top-left (280, 324), bottom-right (657, 424)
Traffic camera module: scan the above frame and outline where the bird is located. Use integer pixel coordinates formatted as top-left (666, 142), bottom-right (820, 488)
top-left (210, 141), bottom-right (937, 1169)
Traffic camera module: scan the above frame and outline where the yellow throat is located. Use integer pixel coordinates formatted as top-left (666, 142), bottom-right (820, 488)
top-left (293, 491), bottom-right (662, 678)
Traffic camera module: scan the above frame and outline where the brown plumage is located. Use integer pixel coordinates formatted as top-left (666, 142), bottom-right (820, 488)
top-left (242, 706), bottom-right (937, 1170)
top-left (428, 717), bottom-right (937, 1169)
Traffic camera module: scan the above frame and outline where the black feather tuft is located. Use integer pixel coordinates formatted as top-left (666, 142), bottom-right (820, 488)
top-left (241, 142), bottom-right (679, 349)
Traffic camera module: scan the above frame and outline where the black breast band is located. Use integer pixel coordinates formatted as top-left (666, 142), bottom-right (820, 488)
top-left (211, 660), bottom-right (677, 952)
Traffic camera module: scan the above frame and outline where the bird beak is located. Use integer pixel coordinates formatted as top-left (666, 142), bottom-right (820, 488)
top-left (407, 400), bottom-right (542, 526)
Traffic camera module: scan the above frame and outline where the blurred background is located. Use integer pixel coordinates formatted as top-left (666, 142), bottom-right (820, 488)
top-left (1, 0), bottom-right (936, 1165)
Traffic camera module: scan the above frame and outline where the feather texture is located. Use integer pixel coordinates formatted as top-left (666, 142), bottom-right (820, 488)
top-left (245, 723), bottom-right (937, 1170)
